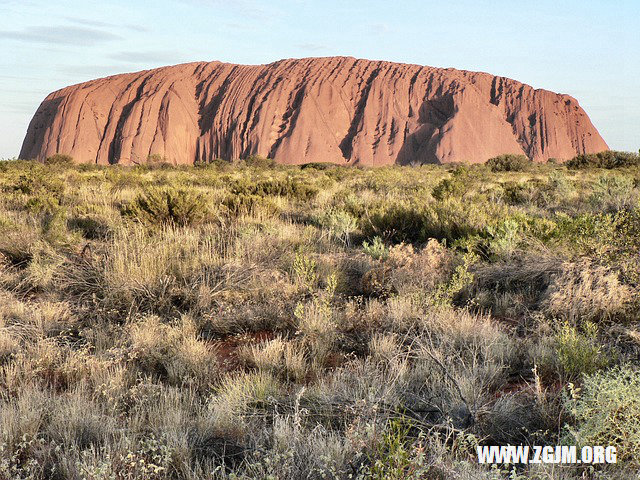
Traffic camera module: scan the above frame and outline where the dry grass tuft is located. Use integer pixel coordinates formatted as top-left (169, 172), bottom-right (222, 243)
top-left (544, 260), bottom-right (633, 322)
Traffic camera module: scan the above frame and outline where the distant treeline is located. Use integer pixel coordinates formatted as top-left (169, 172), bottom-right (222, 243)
top-left (5, 150), bottom-right (640, 170)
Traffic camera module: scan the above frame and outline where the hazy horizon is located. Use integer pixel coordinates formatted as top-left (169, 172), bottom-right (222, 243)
top-left (1, 0), bottom-right (638, 158)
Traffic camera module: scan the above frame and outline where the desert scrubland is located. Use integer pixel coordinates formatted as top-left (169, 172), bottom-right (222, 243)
top-left (0, 151), bottom-right (639, 479)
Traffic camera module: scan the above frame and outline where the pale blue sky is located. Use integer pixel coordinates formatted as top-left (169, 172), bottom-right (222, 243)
top-left (1, 0), bottom-right (638, 158)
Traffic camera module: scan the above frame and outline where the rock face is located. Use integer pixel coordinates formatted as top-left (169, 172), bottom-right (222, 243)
top-left (20, 57), bottom-right (608, 165)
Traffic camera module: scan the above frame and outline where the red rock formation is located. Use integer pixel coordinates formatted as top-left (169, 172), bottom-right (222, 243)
top-left (20, 57), bottom-right (608, 165)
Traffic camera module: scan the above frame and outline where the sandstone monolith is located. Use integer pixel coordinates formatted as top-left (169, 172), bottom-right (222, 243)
top-left (20, 57), bottom-right (608, 165)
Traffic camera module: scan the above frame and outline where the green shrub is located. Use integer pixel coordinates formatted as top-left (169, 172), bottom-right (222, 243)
top-left (486, 154), bottom-right (533, 172)
top-left (362, 199), bottom-right (498, 245)
top-left (432, 176), bottom-right (466, 201)
top-left (292, 251), bottom-right (318, 291)
top-left (11, 172), bottom-right (64, 198)
top-left (316, 208), bottom-right (358, 246)
top-left (500, 178), bottom-right (549, 206)
top-left (551, 209), bottom-right (640, 285)
top-left (368, 417), bottom-right (427, 480)
top-left (230, 176), bottom-right (318, 201)
top-left (555, 322), bottom-right (608, 379)
top-left (362, 236), bottom-right (389, 260)
top-left (24, 194), bottom-right (62, 214)
top-left (432, 167), bottom-right (473, 201)
top-left (143, 153), bottom-right (174, 169)
top-left (553, 212), bottom-right (619, 256)
top-left (300, 162), bottom-right (339, 170)
top-left (566, 150), bottom-right (640, 169)
top-left (589, 174), bottom-right (636, 212)
top-left (121, 187), bottom-right (209, 226)
top-left (146, 153), bottom-right (167, 164)
top-left (44, 153), bottom-right (73, 165)
top-left (429, 251), bottom-right (475, 306)
top-left (241, 155), bottom-right (277, 168)
top-left (483, 217), bottom-right (522, 257)
top-left (500, 181), bottom-right (528, 205)
top-left (545, 170), bottom-right (576, 202)
top-left (362, 202), bottom-right (428, 244)
top-left (426, 201), bottom-right (499, 246)
top-left (10, 170), bottom-right (66, 213)
top-left (565, 365), bottom-right (640, 465)
top-left (222, 193), bottom-right (280, 217)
